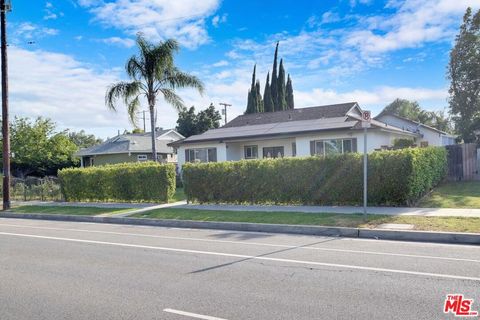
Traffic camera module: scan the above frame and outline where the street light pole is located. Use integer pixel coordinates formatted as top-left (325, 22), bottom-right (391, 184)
top-left (1, 0), bottom-right (10, 210)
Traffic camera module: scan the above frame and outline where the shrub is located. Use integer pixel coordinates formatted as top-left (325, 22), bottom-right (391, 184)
top-left (183, 147), bottom-right (447, 206)
top-left (58, 162), bottom-right (176, 202)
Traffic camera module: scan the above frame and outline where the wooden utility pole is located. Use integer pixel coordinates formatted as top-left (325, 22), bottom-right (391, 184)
top-left (1, 0), bottom-right (10, 210)
top-left (219, 102), bottom-right (231, 125)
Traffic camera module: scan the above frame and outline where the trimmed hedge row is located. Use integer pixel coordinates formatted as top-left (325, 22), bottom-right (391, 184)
top-left (58, 162), bottom-right (176, 202)
top-left (183, 147), bottom-right (447, 206)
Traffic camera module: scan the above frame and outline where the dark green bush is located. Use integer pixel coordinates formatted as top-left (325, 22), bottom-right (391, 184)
top-left (183, 147), bottom-right (447, 206)
top-left (58, 162), bottom-right (176, 202)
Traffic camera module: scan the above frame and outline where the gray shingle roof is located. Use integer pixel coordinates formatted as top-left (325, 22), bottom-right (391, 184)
top-left (223, 102), bottom-right (358, 128)
top-left (182, 116), bottom-right (356, 143)
top-left (76, 132), bottom-right (176, 156)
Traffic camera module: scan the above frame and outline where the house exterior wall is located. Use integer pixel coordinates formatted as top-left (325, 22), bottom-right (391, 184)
top-left (376, 114), bottom-right (454, 146)
top-left (176, 129), bottom-right (416, 169)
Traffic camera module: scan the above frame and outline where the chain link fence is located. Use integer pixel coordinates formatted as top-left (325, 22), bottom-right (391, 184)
top-left (1, 176), bottom-right (63, 202)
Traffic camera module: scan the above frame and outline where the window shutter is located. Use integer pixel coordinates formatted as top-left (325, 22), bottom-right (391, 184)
top-left (352, 138), bottom-right (357, 152)
top-left (185, 149), bottom-right (190, 162)
top-left (310, 141), bottom-right (315, 156)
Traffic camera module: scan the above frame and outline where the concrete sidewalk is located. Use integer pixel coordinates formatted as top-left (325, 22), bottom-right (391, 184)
top-left (174, 203), bottom-right (480, 218)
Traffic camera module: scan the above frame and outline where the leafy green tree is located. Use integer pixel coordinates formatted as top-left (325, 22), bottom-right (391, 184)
top-left (286, 74), bottom-right (295, 110)
top-left (176, 106), bottom-right (198, 137)
top-left (263, 72), bottom-right (274, 112)
top-left (1, 117), bottom-right (78, 177)
top-left (448, 7), bottom-right (480, 142)
top-left (176, 104), bottom-right (221, 137)
top-left (68, 130), bottom-right (102, 149)
top-left (380, 98), bottom-right (452, 133)
top-left (277, 59), bottom-right (287, 111)
top-left (106, 35), bottom-right (204, 161)
top-left (197, 103), bottom-right (222, 133)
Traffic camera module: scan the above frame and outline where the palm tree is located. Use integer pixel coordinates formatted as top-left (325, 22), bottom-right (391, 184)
top-left (106, 35), bottom-right (204, 161)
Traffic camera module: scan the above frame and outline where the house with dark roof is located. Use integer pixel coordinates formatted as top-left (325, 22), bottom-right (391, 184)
top-left (171, 102), bottom-right (425, 168)
top-left (374, 113), bottom-right (455, 147)
top-left (76, 128), bottom-right (184, 167)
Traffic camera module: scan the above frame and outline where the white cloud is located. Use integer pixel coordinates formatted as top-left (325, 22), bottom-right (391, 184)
top-left (79, 0), bottom-right (221, 49)
top-left (8, 46), bottom-right (132, 138)
top-left (295, 86), bottom-right (448, 115)
top-left (14, 22), bottom-right (59, 40)
top-left (346, 0), bottom-right (480, 54)
top-left (212, 14), bottom-right (227, 27)
top-left (212, 60), bottom-right (229, 67)
top-left (43, 2), bottom-right (61, 20)
top-left (99, 37), bottom-right (135, 48)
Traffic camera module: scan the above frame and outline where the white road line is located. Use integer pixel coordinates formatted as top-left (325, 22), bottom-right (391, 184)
top-left (0, 222), bottom-right (478, 263)
top-left (163, 308), bottom-right (227, 320)
top-left (0, 231), bottom-right (479, 282)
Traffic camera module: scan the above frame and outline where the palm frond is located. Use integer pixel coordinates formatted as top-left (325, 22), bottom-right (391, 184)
top-left (162, 69), bottom-right (205, 95)
top-left (158, 88), bottom-right (185, 111)
top-left (105, 81), bottom-right (142, 111)
top-left (126, 55), bottom-right (146, 80)
top-left (127, 96), bottom-right (141, 126)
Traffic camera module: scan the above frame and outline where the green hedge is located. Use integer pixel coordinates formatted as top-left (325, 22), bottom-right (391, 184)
top-left (183, 147), bottom-right (447, 206)
top-left (58, 162), bottom-right (176, 202)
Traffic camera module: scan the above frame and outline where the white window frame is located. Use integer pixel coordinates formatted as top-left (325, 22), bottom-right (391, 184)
top-left (314, 139), bottom-right (353, 156)
top-left (185, 148), bottom-right (217, 163)
top-left (244, 145), bottom-right (258, 159)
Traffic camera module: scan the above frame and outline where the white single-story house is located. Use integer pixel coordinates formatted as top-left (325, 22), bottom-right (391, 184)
top-left (170, 102), bottom-right (445, 169)
top-left (77, 128), bottom-right (184, 167)
top-left (375, 113), bottom-right (456, 147)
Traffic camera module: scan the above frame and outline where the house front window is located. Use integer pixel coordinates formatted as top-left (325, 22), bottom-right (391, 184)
top-left (185, 148), bottom-right (217, 163)
top-left (244, 145), bottom-right (258, 159)
top-left (263, 146), bottom-right (284, 159)
top-left (311, 138), bottom-right (356, 156)
top-left (137, 154), bottom-right (148, 162)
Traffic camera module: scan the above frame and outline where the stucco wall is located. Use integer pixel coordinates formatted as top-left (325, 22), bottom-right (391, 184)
top-left (376, 114), bottom-right (446, 146)
top-left (176, 128), bottom-right (418, 169)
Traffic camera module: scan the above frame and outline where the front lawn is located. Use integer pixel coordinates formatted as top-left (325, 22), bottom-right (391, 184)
top-left (170, 188), bottom-right (186, 203)
top-left (11, 205), bottom-right (132, 216)
top-left (133, 208), bottom-right (480, 233)
top-left (418, 181), bottom-right (480, 208)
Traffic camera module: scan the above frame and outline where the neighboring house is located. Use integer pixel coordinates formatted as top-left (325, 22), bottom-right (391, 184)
top-left (170, 102), bottom-right (423, 169)
top-left (76, 128), bottom-right (184, 167)
top-left (375, 113), bottom-right (456, 147)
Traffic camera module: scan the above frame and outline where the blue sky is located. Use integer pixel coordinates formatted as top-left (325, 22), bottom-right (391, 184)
top-left (8, 0), bottom-right (480, 138)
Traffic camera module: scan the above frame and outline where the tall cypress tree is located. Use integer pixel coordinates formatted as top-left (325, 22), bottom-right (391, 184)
top-left (270, 42), bottom-right (279, 111)
top-left (286, 74), bottom-right (294, 110)
top-left (263, 72), bottom-right (274, 112)
top-left (255, 80), bottom-right (264, 113)
top-left (246, 65), bottom-right (257, 114)
top-left (277, 59), bottom-right (287, 111)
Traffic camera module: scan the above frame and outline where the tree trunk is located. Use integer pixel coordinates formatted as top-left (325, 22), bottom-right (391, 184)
top-left (149, 104), bottom-right (157, 162)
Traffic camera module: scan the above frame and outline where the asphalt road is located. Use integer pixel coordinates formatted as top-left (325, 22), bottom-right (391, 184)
top-left (0, 218), bottom-right (478, 320)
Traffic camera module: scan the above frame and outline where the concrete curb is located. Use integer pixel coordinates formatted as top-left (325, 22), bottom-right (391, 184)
top-left (0, 212), bottom-right (479, 245)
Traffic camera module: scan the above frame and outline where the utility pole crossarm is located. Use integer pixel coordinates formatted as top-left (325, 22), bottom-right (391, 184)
top-left (219, 102), bottom-right (231, 125)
